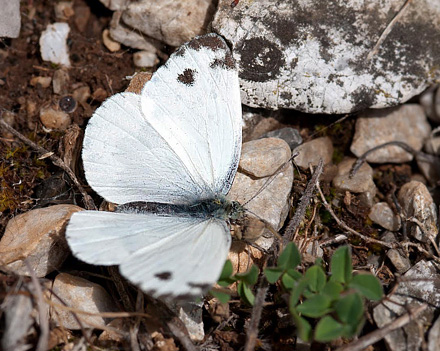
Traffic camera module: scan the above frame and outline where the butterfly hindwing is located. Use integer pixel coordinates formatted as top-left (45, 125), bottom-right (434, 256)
top-left (66, 210), bottom-right (231, 298)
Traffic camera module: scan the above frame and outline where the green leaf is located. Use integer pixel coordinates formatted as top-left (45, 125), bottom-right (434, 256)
top-left (235, 265), bottom-right (259, 286)
top-left (264, 267), bottom-right (284, 284)
top-left (341, 317), bottom-right (365, 338)
top-left (296, 294), bottom-right (332, 318)
top-left (289, 278), bottom-right (310, 308)
top-left (314, 316), bottom-right (344, 342)
top-left (322, 281), bottom-right (344, 301)
top-left (305, 265), bottom-right (327, 293)
top-left (237, 281), bottom-right (255, 306)
top-left (330, 246), bottom-right (352, 284)
top-left (278, 242), bottom-right (301, 271)
top-left (349, 274), bottom-right (384, 301)
top-left (282, 272), bottom-right (296, 290)
top-left (286, 269), bottom-right (302, 280)
top-left (291, 309), bottom-right (312, 342)
top-left (210, 290), bottom-right (231, 304)
top-left (335, 293), bottom-right (363, 324)
top-left (217, 260), bottom-right (235, 286)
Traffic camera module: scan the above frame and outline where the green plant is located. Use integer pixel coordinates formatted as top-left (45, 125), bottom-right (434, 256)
top-left (214, 243), bottom-right (383, 343)
top-left (211, 260), bottom-right (259, 305)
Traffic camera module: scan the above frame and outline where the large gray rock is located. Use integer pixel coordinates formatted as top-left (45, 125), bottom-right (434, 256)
top-left (213, 0), bottom-right (440, 113)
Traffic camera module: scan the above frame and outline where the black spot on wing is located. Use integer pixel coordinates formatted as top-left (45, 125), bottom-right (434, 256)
top-left (177, 68), bottom-right (197, 86)
top-left (155, 271), bottom-right (172, 280)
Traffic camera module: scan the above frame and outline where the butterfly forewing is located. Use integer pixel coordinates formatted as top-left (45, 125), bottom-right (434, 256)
top-left (82, 34), bottom-right (241, 205)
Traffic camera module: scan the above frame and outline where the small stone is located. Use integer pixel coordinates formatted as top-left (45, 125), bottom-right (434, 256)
top-left (26, 100), bottom-right (37, 117)
top-left (74, 5), bottom-right (91, 33)
top-left (40, 105), bottom-right (71, 130)
top-left (0, 0), bottom-right (20, 38)
top-left (133, 50), bottom-right (159, 68)
top-left (369, 202), bottom-right (401, 231)
top-left (54, 1), bottom-right (75, 21)
top-left (350, 104), bottom-right (431, 163)
top-left (293, 136), bottom-right (333, 170)
top-left (373, 260), bottom-right (440, 351)
top-left (333, 157), bottom-right (376, 194)
top-left (102, 29), bottom-right (121, 52)
top-left (229, 138), bottom-right (293, 233)
top-left (50, 273), bottom-right (117, 329)
top-left (239, 138), bottom-right (291, 178)
top-left (168, 301), bottom-right (204, 342)
top-left (261, 127), bottom-right (303, 150)
top-left (0, 205), bottom-right (83, 277)
top-left (39, 22), bottom-right (71, 67)
top-left (386, 249), bottom-right (411, 274)
top-left (52, 68), bottom-right (70, 95)
top-left (397, 181), bottom-right (438, 243)
top-left (30, 76), bottom-right (52, 88)
top-left (246, 117), bottom-right (283, 141)
top-left (381, 231), bottom-right (397, 243)
top-left (121, 0), bottom-right (215, 47)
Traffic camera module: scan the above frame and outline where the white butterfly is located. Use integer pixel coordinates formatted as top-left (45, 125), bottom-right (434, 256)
top-left (66, 33), bottom-right (243, 299)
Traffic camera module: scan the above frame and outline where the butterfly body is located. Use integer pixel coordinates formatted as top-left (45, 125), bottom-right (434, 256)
top-left (116, 197), bottom-right (244, 221)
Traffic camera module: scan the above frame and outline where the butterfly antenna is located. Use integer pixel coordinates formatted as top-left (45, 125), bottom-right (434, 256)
top-left (242, 151), bottom-right (298, 207)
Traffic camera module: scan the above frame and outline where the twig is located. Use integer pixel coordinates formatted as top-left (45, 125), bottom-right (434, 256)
top-left (166, 318), bottom-right (197, 351)
top-left (25, 261), bottom-right (49, 351)
top-left (0, 117), bottom-right (96, 210)
top-left (366, 0), bottom-right (413, 61)
top-left (403, 242), bottom-right (440, 264)
top-left (335, 303), bottom-right (428, 351)
top-left (316, 180), bottom-right (396, 249)
top-left (244, 285), bottom-right (268, 351)
top-left (284, 159), bottom-right (324, 244)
